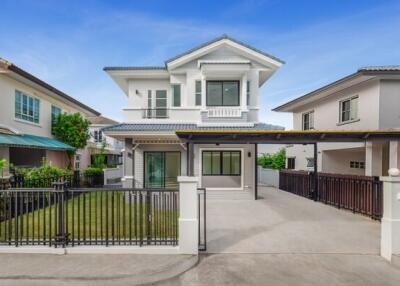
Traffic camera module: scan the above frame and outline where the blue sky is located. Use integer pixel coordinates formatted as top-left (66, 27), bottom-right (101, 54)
top-left (1, 0), bottom-right (400, 129)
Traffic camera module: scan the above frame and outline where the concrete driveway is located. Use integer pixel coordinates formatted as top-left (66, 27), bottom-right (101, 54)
top-left (206, 186), bottom-right (380, 254)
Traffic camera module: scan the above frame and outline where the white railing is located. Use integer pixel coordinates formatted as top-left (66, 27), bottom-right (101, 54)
top-left (207, 107), bottom-right (242, 118)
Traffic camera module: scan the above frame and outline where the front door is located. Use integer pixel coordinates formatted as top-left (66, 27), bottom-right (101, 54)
top-left (144, 152), bottom-right (180, 189)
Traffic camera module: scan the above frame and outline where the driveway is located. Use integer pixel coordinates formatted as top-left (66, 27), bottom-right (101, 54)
top-left (157, 187), bottom-right (400, 286)
top-left (206, 186), bottom-right (380, 254)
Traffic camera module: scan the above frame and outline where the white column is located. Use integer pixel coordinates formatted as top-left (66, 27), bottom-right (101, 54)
top-left (241, 73), bottom-right (247, 110)
top-left (201, 75), bottom-right (206, 111)
top-left (178, 176), bottom-right (199, 254)
top-left (365, 141), bottom-right (382, 176)
top-left (121, 138), bottom-right (133, 188)
top-left (380, 173), bottom-right (400, 261)
top-left (389, 141), bottom-right (400, 169)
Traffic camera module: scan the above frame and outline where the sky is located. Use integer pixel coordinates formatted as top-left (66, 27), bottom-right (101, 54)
top-left (1, 0), bottom-right (400, 129)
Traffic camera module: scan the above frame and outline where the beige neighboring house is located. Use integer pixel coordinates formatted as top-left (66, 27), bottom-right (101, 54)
top-left (76, 116), bottom-right (123, 171)
top-left (273, 66), bottom-right (400, 176)
top-left (0, 57), bottom-right (100, 176)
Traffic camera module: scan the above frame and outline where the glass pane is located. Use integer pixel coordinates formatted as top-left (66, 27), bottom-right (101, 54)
top-left (342, 100), bottom-right (350, 112)
top-left (195, 93), bottom-right (201, 106)
top-left (223, 82), bottom-right (239, 106)
top-left (15, 91), bottom-right (21, 117)
top-left (165, 152), bottom-right (180, 188)
top-left (147, 90), bottom-right (152, 108)
top-left (145, 152), bottom-right (164, 188)
top-left (195, 80), bottom-right (201, 93)
top-left (231, 152), bottom-right (240, 175)
top-left (172, 85), bottom-right (181, 107)
top-left (22, 94), bottom-right (27, 115)
top-left (29, 97), bottom-right (34, 116)
top-left (350, 98), bottom-right (358, 120)
top-left (222, 152), bottom-right (231, 175)
top-left (207, 82), bottom-right (222, 106)
top-left (202, 152), bottom-right (212, 175)
top-left (211, 152), bottom-right (221, 175)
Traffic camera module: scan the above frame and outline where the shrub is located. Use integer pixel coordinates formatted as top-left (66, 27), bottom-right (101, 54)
top-left (25, 160), bottom-right (72, 181)
top-left (84, 167), bottom-right (103, 177)
top-left (257, 148), bottom-right (286, 170)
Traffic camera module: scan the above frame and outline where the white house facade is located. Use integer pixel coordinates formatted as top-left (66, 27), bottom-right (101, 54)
top-left (273, 66), bottom-right (400, 176)
top-left (103, 35), bottom-right (284, 197)
top-left (0, 57), bottom-right (100, 176)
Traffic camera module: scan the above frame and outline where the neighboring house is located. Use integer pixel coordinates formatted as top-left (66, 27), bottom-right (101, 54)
top-left (103, 35), bottom-right (284, 196)
top-left (0, 57), bottom-right (100, 176)
top-left (79, 116), bottom-right (123, 170)
top-left (273, 66), bottom-right (400, 176)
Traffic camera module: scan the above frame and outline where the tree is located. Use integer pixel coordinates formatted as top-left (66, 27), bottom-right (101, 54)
top-left (257, 148), bottom-right (286, 170)
top-left (0, 159), bottom-right (7, 178)
top-left (53, 113), bottom-right (90, 168)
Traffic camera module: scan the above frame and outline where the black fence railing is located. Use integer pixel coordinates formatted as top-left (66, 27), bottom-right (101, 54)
top-left (279, 170), bottom-right (383, 220)
top-left (0, 184), bottom-right (179, 247)
top-left (0, 172), bottom-right (104, 190)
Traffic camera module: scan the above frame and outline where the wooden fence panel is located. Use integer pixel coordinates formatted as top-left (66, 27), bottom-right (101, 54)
top-left (279, 170), bottom-right (382, 220)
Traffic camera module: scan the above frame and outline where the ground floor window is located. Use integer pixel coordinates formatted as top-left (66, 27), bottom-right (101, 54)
top-left (202, 151), bottom-right (241, 176)
top-left (287, 157), bottom-right (295, 169)
top-left (144, 151), bottom-right (180, 189)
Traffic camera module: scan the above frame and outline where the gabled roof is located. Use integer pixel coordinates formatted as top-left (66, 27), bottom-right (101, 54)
top-left (88, 115), bottom-right (119, 125)
top-left (273, 65), bottom-right (400, 112)
top-left (165, 34), bottom-right (285, 66)
top-left (0, 58), bottom-right (100, 116)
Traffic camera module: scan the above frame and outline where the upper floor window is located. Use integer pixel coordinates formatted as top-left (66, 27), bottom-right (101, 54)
top-left (302, 111), bottom-right (314, 130)
top-left (172, 84), bottom-right (181, 107)
top-left (51, 105), bottom-right (61, 133)
top-left (246, 80), bottom-right (250, 106)
top-left (287, 157), bottom-right (295, 169)
top-left (15, 90), bottom-right (40, 124)
top-left (195, 80), bottom-right (202, 106)
top-left (206, 81), bottom-right (240, 106)
top-left (94, 130), bottom-right (103, 142)
top-left (340, 96), bottom-right (358, 123)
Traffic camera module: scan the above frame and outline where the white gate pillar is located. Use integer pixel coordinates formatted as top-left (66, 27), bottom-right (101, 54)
top-left (178, 176), bottom-right (199, 254)
top-left (380, 169), bottom-right (400, 261)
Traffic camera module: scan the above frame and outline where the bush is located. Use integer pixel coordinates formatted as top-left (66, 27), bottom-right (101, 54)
top-left (84, 167), bottom-right (103, 177)
top-left (257, 148), bottom-right (286, 170)
top-left (25, 160), bottom-right (72, 181)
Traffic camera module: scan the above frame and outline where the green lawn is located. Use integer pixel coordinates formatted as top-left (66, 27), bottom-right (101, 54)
top-left (0, 191), bottom-right (178, 243)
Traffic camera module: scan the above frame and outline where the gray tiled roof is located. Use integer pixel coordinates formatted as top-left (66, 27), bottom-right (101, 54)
top-left (102, 123), bottom-right (284, 132)
top-left (103, 66), bottom-right (167, 71)
top-left (358, 65), bottom-right (400, 72)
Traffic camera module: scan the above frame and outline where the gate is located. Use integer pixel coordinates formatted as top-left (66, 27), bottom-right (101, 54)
top-left (0, 183), bottom-right (179, 247)
top-left (197, 188), bottom-right (207, 251)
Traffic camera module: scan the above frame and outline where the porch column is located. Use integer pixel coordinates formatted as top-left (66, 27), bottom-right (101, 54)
top-left (254, 143), bottom-right (258, 200)
top-left (389, 141), bottom-right (400, 170)
top-left (178, 176), bottom-right (199, 254)
top-left (380, 172), bottom-right (400, 261)
top-left (122, 138), bottom-right (134, 188)
top-left (241, 73), bottom-right (247, 110)
top-left (365, 141), bottom-right (383, 176)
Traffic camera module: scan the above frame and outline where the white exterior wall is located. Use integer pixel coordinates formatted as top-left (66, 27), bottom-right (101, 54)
top-left (0, 74), bottom-right (94, 137)
top-left (287, 79), bottom-right (385, 175)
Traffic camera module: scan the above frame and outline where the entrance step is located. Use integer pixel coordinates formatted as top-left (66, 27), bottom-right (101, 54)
top-left (206, 190), bottom-right (253, 200)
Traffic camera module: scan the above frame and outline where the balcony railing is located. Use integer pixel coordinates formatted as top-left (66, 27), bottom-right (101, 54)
top-left (207, 107), bottom-right (242, 118)
top-left (142, 108), bottom-right (169, 119)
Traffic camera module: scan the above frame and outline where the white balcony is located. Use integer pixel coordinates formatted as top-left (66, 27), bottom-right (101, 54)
top-left (207, 107), bottom-right (243, 118)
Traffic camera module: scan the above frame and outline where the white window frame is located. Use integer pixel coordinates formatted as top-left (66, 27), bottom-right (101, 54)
top-left (339, 96), bottom-right (358, 124)
top-left (195, 80), bottom-right (202, 106)
top-left (15, 90), bottom-right (40, 124)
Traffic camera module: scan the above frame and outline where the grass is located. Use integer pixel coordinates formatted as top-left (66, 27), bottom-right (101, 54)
top-left (0, 191), bottom-right (178, 243)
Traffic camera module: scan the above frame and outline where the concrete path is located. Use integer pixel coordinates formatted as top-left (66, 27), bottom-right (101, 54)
top-left (158, 187), bottom-right (399, 286)
top-left (206, 186), bottom-right (380, 254)
top-left (0, 253), bottom-right (197, 286)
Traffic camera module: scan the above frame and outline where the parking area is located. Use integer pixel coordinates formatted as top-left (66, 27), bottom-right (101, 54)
top-left (206, 186), bottom-right (380, 254)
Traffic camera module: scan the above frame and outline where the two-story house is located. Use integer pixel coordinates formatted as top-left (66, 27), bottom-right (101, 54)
top-left (103, 35), bottom-right (284, 197)
top-left (273, 66), bottom-right (400, 176)
top-left (82, 116), bottom-right (123, 169)
top-left (0, 57), bottom-right (100, 176)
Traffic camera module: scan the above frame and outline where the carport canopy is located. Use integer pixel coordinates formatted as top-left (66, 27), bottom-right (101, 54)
top-left (176, 129), bottom-right (400, 199)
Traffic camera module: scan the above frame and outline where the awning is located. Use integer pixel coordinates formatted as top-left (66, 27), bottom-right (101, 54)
top-left (0, 133), bottom-right (75, 151)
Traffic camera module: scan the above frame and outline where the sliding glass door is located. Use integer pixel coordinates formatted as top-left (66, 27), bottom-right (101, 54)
top-left (144, 152), bottom-right (180, 189)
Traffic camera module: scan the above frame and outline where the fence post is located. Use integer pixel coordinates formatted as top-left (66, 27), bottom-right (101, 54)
top-left (178, 176), bottom-right (199, 254)
top-left (54, 181), bottom-right (67, 248)
top-left (380, 170), bottom-right (400, 261)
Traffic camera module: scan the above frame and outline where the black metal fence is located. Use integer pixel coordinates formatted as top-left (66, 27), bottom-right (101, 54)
top-left (279, 170), bottom-right (383, 219)
top-left (0, 184), bottom-right (179, 247)
top-left (0, 172), bottom-right (104, 190)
